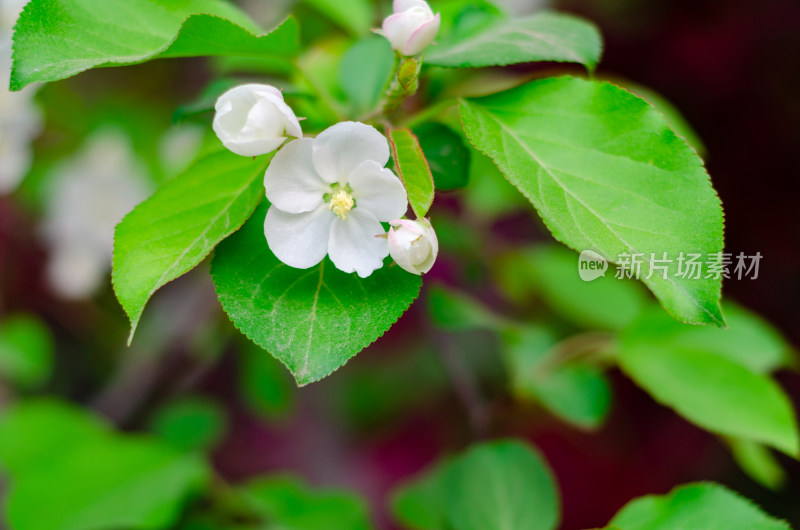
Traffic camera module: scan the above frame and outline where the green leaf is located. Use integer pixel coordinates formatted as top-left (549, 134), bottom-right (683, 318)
top-left (6, 437), bottom-right (209, 530)
top-left (237, 340), bottom-right (294, 419)
top-left (610, 482), bottom-right (790, 529)
top-left (11, 0), bottom-right (299, 90)
top-left (339, 36), bottom-right (395, 115)
top-left (390, 439), bottom-right (559, 530)
top-left (728, 438), bottom-right (787, 490)
top-left (427, 284), bottom-right (504, 331)
top-left (302, 0), bottom-right (374, 36)
top-left (0, 400), bottom-right (210, 530)
top-left (389, 128), bottom-right (435, 218)
top-left (427, 12), bottom-right (602, 70)
top-left (503, 326), bottom-right (612, 429)
top-left (0, 400), bottom-right (109, 478)
top-left (499, 245), bottom-right (646, 330)
top-left (414, 122), bottom-right (471, 192)
top-left (211, 204), bottom-right (422, 386)
top-left (0, 315), bottom-right (54, 389)
top-left (460, 76), bottom-right (725, 326)
top-left (619, 308), bottom-right (799, 456)
top-left (621, 304), bottom-right (791, 374)
top-left (391, 462), bottom-right (450, 530)
top-left (240, 475), bottom-right (373, 530)
top-left (462, 145), bottom-right (526, 218)
top-left (113, 151), bottom-right (269, 343)
top-left (444, 439), bottom-right (560, 530)
top-left (149, 396), bottom-right (227, 452)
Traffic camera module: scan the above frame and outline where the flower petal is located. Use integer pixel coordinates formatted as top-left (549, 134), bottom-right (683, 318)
top-left (265, 204), bottom-right (334, 269)
top-left (348, 160), bottom-right (408, 222)
top-left (312, 122), bottom-right (390, 184)
top-left (404, 13), bottom-right (440, 56)
top-left (260, 89), bottom-right (303, 139)
top-left (265, 138), bottom-right (328, 213)
top-left (328, 209), bottom-right (388, 278)
top-left (393, 0), bottom-right (432, 13)
top-left (382, 12), bottom-right (417, 52)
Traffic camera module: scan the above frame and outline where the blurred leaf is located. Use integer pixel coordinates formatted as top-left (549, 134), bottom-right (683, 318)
top-left (427, 12), bottom-right (602, 70)
top-left (389, 128), bottom-right (435, 218)
top-left (302, 0), bottom-right (374, 36)
top-left (460, 77), bottom-right (725, 326)
top-left (427, 284), bottom-right (503, 331)
top-left (429, 0), bottom-right (504, 40)
top-left (391, 461), bottom-right (450, 530)
top-left (292, 38), bottom-right (350, 130)
top-left (0, 315), bottom-right (54, 390)
top-left (0, 400), bottom-right (210, 530)
top-left (621, 303), bottom-right (791, 374)
top-left (149, 396), bottom-right (227, 452)
top-left (339, 36), bottom-right (394, 115)
top-left (113, 151), bottom-right (270, 343)
top-left (413, 123), bottom-right (471, 192)
top-left (499, 245), bottom-right (646, 330)
top-left (391, 439), bottom-right (558, 530)
top-left (0, 400), bottom-right (109, 478)
top-left (619, 308), bottom-right (799, 456)
top-left (6, 437), bottom-right (209, 530)
top-left (211, 204), bottom-right (422, 386)
top-left (503, 327), bottom-right (612, 429)
top-left (609, 482), bottom-right (789, 529)
top-left (728, 438), bottom-right (786, 490)
top-left (240, 475), bottom-right (373, 530)
top-left (238, 341), bottom-right (294, 420)
top-left (462, 146), bottom-right (526, 218)
top-left (11, 0), bottom-right (299, 90)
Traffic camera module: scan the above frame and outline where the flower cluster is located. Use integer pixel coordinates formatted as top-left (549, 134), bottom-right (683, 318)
top-left (210, 1), bottom-right (441, 278)
top-left (213, 84), bottom-right (438, 278)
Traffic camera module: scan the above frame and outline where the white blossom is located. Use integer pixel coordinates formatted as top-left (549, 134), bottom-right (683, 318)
top-left (382, 0), bottom-right (441, 57)
top-left (388, 218), bottom-right (438, 274)
top-left (264, 121), bottom-right (408, 278)
top-left (213, 84), bottom-right (302, 157)
top-left (42, 130), bottom-right (152, 299)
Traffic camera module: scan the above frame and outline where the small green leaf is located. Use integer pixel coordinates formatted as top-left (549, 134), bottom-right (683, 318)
top-left (414, 123), bottom-right (471, 192)
top-left (339, 36), bottom-right (395, 115)
top-left (427, 12), bottom-right (602, 70)
top-left (503, 326), bottom-right (612, 429)
top-left (211, 204), bottom-right (422, 385)
top-left (389, 128), bottom-right (435, 218)
top-left (0, 315), bottom-right (54, 390)
top-left (302, 0), bottom-right (374, 36)
top-left (619, 308), bottom-right (799, 456)
top-left (11, 0), bottom-right (299, 90)
top-left (240, 475), bottom-right (373, 530)
top-left (149, 397), bottom-right (227, 452)
top-left (610, 482), bottom-right (790, 529)
top-left (460, 77), bottom-right (725, 326)
top-left (444, 439), bottom-right (560, 530)
top-left (113, 151), bottom-right (269, 343)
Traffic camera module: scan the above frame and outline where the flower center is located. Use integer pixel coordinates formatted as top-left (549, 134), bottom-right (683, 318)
top-left (327, 186), bottom-right (355, 220)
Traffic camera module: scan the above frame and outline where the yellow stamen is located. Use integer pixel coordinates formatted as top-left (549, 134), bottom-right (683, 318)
top-left (329, 188), bottom-right (354, 219)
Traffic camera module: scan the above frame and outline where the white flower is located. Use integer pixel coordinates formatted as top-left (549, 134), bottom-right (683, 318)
top-left (382, 0), bottom-right (441, 57)
top-left (264, 122), bottom-right (408, 278)
top-left (213, 84), bottom-right (302, 157)
top-left (388, 218), bottom-right (438, 274)
top-left (42, 130), bottom-right (152, 299)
